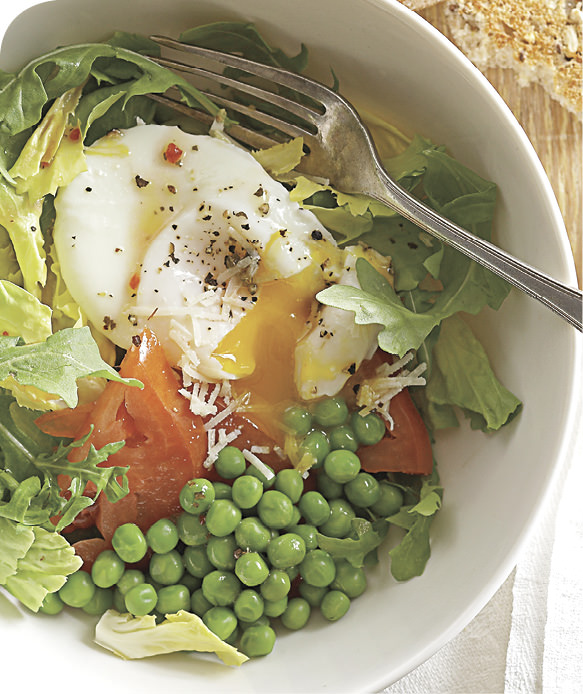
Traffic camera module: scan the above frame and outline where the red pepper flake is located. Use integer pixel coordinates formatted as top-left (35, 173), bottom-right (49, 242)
top-left (129, 272), bottom-right (140, 290)
top-left (69, 127), bottom-right (81, 142)
top-left (163, 142), bottom-right (183, 165)
top-left (2, 330), bottom-right (9, 336)
top-left (40, 161), bottom-right (51, 169)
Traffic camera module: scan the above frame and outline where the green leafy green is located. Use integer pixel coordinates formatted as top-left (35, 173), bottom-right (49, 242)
top-left (0, 326), bottom-right (141, 408)
top-left (316, 518), bottom-right (389, 568)
top-left (0, 280), bottom-right (52, 344)
top-left (95, 609), bottom-right (248, 666)
top-left (0, 391), bottom-right (127, 531)
top-left (387, 474), bottom-right (443, 581)
top-left (1, 521), bottom-right (82, 611)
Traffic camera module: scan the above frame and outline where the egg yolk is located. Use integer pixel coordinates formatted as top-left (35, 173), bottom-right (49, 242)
top-left (213, 268), bottom-right (322, 421)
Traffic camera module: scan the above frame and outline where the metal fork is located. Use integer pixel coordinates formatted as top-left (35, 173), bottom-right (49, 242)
top-left (149, 35), bottom-right (582, 331)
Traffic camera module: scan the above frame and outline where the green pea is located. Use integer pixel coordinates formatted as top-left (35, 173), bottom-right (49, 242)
top-left (298, 430), bottom-right (330, 468)
top-left (316, 471), bottom-right (344, 500)
top-left (281, 597), bottom-right (311, 630)
top-left (179, 478), bottom-right (215, 515)
top-left (239, 614), bottom-right (270, 632)
top-left (312, 397), bottom-right (348, 428)
top-left (213, 481), bottom-right (233, 499)
top-left (282, 404), bottom-right (312, 435)
top-left (59, 571), bottom-right (95, 608)
top-left (263, 595), bottom-right (288, 617)
top-left (320, 589), bottom-right (350, 621)
top-left (287, 523), bottom-right (318, 550)
top-left (266, 533), bottom-right (306, 569)
top-left (156, 584), bottom-right (191, 614)
top-left (235, 552), bottom-right (269, 587)
top-left (190, 588), bottom-right (212, 617)
top-left (215, 446), bottom-right (247, 479)
top-left (344, 472), bottom-right (381, 508)
top-left (177, 511), bottom-right (209, 546)
top-left (203, 606), bottom-right (238, 641)
top-left (205, 499), bottom-right (242, 537)
top-left (231, 475), bottom-right (263, 509)
top-left (206, 534), bottom-right (237, 571)
top-left (239, 624), bottom-right (276, 657)
top-left (82, 587), bottom-right (114, 615)
top-left (146, 518), bottom-right (179, 554)
top-left (331, 559), bottom-right (367, 598)
top-left (257, 490), bottom-right (294, 529)
top-left (328, 424), bottom-right (359, 452)
top-left (91, 550), bottom-right (125, 589)
top-left (244, 463), bottom-right (275, 488)
top-left (351, 411), bottom-right (386, 446)
top-left (112, 587), bottom-right (126, 613)
top-left (323, 449), bottom-right (361, 484)
top-left (149, 550), bottom-right (184, 585)
top-left (298, 490), bottom-right (330, 526)
top-left (225, 625), bottom-right (240, 647)
top-left (117, 569), bottom-right (145, 596)
top-left (183, 545), bottom-right (214, 578)
top-left (111, 523), bottom-right (147, 564)
top-left (260, 569), bottom-right (291, 601)
top-left (235, 516), bottom-right (271, 552)
top-left (298, 581), bottom-right (328, 607)
top-left (234, 589), bottom-right (264, 623)
top-left (274, 468), bottom-right (304, 503)
top-left (181, 572), bottom-right (202, 592)
top-left (370, 483), bottom-right (404, 517)
top-left (285, 564), bottom-right (300, 582)
top-left (39, 591), bottom-right (64, 615)
top-left (124, 583), bottom-right (158, 616)
top-left (202, 570), bottom-right (242, 606)
top-left (319, 498), bottom-right (356, 538)
top-left (299, 549), bottom-right (336, 587)
top-left (284, 505), bottom-right (302, 529)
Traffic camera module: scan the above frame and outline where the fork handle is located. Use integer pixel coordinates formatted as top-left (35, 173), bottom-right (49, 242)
top-left (368, 163), bottom-right (582, 331)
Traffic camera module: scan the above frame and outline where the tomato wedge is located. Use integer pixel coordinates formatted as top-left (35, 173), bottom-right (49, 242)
top-left (358, 388), bottom-right (433, 475)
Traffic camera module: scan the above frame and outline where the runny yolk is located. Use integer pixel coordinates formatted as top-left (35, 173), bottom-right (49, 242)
top-left (213, 269), bottom-right (322, 423)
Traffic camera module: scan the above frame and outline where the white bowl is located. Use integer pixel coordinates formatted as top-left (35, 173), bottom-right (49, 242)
top-left (0, 1), bottom-right (580, 692)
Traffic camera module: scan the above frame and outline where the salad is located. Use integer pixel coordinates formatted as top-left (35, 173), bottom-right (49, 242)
top-left (0, 22), bottom-right (521, 664)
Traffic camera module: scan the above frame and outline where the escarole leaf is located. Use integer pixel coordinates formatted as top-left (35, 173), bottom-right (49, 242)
top-left (1, 521), bottom-right (82, 611)
top-left (0, 391), bottom-right (128, 531)
top-left (0, 280), bottom-right (52, 344)
top-left (0, 326), bottom-right (141, 408)
top-left (426, 314), bottom-right (522, 431)
top-left (95, 609), bottom-right (248, 666)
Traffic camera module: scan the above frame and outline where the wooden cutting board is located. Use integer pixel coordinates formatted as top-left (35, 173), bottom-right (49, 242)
top-left (419, 5), bottom-right (582, 288)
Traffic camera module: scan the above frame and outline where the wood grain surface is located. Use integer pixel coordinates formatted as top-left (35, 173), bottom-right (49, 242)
top-left (419, 5), bottom-right (582, 288)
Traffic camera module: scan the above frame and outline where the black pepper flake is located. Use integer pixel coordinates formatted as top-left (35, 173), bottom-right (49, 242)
top-left (115, 247), bottom-right (123, 254)
top-left (279, 229), bottom-right (287, 237)
top-left (254, 186), bottom-right (264, 197)
top-left (128, 314), bottom-right (138, 326)
top-left (347, 362), bottom-right (356, 375)
top-left (251, 296), bottom-right (258, 303)
top-left (241, 223), bottom-right (250, 231)
top-left (204, 272), bottom-right (218, 287)
top-left (167, 184), bottom-right (177, 194)
top-left (311, 230), bottom-right (323, 241)
top-left (234, 211), bottom-right (248, 219)
top-left (85, 187), bottom-right (92, 192)
top-left (192, 145), bottom-right (199, 151)
top-left (407, 241), bottom-right (418, 250)
top-left (202, 215), bottom-right (212, 221)
top-left (132, 335), bottom-right (142, 347)
top-left (135, 175), bottom-right (150, 188)
top-left (172, 224), bottom-right (178, 230)
top-left (103, 316), bottom-right (117, 331)
top-left (31, 226), bottom-right (37, 232)
top-left (352, 383), bottom-right (360, 395)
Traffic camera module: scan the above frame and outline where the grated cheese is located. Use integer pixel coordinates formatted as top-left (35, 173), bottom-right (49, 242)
top-left (356, 352), bottom-right (427, 428)
top-left (204, 392), bottom-right (249, 432)
top-left (203, 427), bottom-right (241, 469)
top-left (242, 449), bottom-right (275, 480)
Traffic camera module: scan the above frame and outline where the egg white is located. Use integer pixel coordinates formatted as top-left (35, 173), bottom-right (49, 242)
top-left (54, 123), bottom-right (380, 396)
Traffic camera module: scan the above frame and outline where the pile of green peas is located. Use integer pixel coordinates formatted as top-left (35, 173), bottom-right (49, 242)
top-left (41, 396), bottom-right (405, 660)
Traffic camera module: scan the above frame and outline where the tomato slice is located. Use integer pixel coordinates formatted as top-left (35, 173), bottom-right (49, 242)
top-left (358, 388), bottom-right (433, 475)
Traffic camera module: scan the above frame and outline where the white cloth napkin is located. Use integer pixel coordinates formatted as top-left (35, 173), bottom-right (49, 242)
top-left (385, 395), bottom-right (583, 694)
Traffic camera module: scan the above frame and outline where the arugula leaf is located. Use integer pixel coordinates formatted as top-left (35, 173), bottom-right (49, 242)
top-left (0, 326), bottom-right (141, 408)
top-left (387, 474), bottom-right (443, 581)
top-left (316, 518), bottom-right (389, 568)
top-left (0, 391), bottom-right (127, 531)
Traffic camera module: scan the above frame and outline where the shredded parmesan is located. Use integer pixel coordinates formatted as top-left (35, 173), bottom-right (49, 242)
top-left (356, 352), bottom-right (427, 428)
top-left (242, 449), bottom-right (275, 480)
top-left (250, 445), bottom-right (271, 455)
top-left (204, 392), bottom-right (249, 432)
top-left (203, 427), bottom-right (241, 469)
